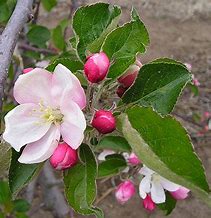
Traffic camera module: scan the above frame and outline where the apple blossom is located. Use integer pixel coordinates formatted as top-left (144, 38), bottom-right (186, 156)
top-left (139, 166), bottom-right (180, 204)
top-left (170, 187), bottom-right (190, 200)
top-left (115, 180), bottom-right (136, 204)
top-left (50, 142), bottom-right (78, 170)
top-left (184, 63), bottom-right (192, 71)
top-left (3, 64), bottom-right (86, 164)
top-left (143, 194), bottom-right (156, 211)
top-left (91, 110), bottom-right (116, 134)
top-left (84, 52), bottom-right (110, 83)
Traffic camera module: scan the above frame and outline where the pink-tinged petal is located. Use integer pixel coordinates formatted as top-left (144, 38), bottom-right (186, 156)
top-left (151, 180), bottom-right (166, 204)
top-left (139, 176), bottom-right (151, 197)
top-left (52, 64), bottom-right (86, 109)
top-left (160, 177), bottom-right (180, 192)
top-left (18, 125), bottom-right (60, 164)
top-left (60, 122), bottom-right (84, 150)
top-left (139, 166), bottom-right (154, 176)
top-left (3, 103), bottom-right (51, 152)
top-left (143, 194), bottom-right (156, 211)
top-left (14, 68), bottom-right (53, 106)
top-left (170, 187), bottom-right (190, 200)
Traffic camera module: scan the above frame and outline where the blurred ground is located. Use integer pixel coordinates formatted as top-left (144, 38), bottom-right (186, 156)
top-left (34, 0), bottom-right (211, 217)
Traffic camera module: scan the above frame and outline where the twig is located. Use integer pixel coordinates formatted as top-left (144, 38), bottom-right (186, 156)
top-left (32, 0), bottom-right (41, 24)
top-left (18, 43), bottom-right (58, 55)
top-left (95, 187), bottom-right (115, 205)
top-left (0, 0), bottom-right (34, 122)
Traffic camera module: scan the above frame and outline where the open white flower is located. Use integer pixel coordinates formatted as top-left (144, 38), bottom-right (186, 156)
top-left (139, 166), bottom-right (180, 204)
top-left (3, 64), bottom-right (86, 164)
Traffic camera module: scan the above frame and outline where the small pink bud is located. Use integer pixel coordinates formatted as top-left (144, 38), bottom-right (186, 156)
top-left (23, 68), bottom-right (33, 74)
top-left (204, 111), bottom-right (210, 118)
top-left (115, 180), bottom-right (136, 204)
top-left (170, 187), bottom-right (190, 200)
top-left (50, 142), bottom-right (78, 170)
top-left (91, 110), bottom-right (116, 134)
top-left (193, 79), bottom-right (200, 87)
top-left (143, 194), bottom-right (156, 211)
top-left (84, 52), bottom-right (110, 83)
top-left (128, 153), bottom-right (141, 165)
top-left (118, 64), bottom-right (141, 88)
top-left (116, 85), bottom-right (127, 97)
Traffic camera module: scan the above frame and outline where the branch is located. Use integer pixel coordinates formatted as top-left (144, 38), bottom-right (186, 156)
top-left (0, 0), bottom-right (34, 119)
top-left (18, 43), bottom-right (58, 55)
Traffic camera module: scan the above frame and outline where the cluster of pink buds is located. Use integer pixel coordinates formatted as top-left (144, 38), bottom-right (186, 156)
top-left (117, 61), bottom-right (142, 97)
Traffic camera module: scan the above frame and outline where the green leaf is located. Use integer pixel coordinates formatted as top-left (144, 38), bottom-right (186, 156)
top-left (188, 83), bottom-right (199, 96)
top-left (0, 181), bottom-right (11, 204)
top-left (27, 25), bottom-right (51, 48)
top-left (64, 144), bottom-right (104, 218)
top-left (13, 199), bottom-right (30, 212)
top-left (73, 3), bottom-right (121, 61)
top-left (9, 149), bottom-right (41, 197)
top-left (118, 106), bottom-right (211, 205)
top-left (103, 18), bottom-right (149, 81)
top-left (122, 60), bottom-right (192, 115)
top-left (0, 142), bottom-right (11, 176)
top-left (97, 136), bottom-right (131, 152)
top-left (41, 0), bottom-right (57, 12)
top-left (52, 25), bottom-right (65, 50)
top-left (158, 192), bottom-right (177, 215)
top-left (98, 155), bottom-right (127, 178)
top-left (46, 58), bottom-right (83, 72)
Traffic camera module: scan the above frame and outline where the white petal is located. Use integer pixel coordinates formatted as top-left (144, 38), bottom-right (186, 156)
top-left (18, 125), bottom-right (60, 164)
top-left (14, 68), bottom-right (53, 106)
top-left (3, 104), bottom-right (51, 151)
top-left (160, 177), bottom-right (180, 192)
top-left (52, 64), bottom-right (86, 109)
top-left (139, 176), bottom-right (151, 199)
top-left (151, 180), bottom-right (166, 204)
top-left (139, 165), bottom-right (154, 176)
top-left (98, 150), bottom-right (115, 161)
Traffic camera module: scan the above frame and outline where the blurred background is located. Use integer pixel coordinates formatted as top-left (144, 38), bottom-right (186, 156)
top-left (1, 0), bottom-right (211, 217)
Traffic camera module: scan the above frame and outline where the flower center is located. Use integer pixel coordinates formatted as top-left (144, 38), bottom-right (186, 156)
top-left (39, 102), bottom-right (63, 124)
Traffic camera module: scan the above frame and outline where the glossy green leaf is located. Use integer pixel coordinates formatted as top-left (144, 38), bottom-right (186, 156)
top-left (46, 58), bottom-right (83, 72)
top-left (73, 3), bottom-right (121, 61)
top-left (118, 106), bottom-right (211, 205)
top-left (122, 60), bottom-right (192, 115)
top-left (97, 136), bottom-right (131, 152)
top-left (64, 144), bottom-right (103, 218)
top-left (158, 192), bottom-right (177, 215)
top-left (27, 25), bottom-right (51, 48)
top-left (98, 154), bottom-right (127, 178)
top-left (9, 150), bottom-right (41, 197)
top-left (102, 11), bottom-right (149, 81)
top-left (52, 25), bottom-right (65, 50)
top-left (0, 142), bottom-right (11, 176)
top-left (13, 199), bottom-right (30, 212)
top-left (41, 0), bottom-right (57, 12)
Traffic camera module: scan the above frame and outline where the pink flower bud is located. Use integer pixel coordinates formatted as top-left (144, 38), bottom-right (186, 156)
top-left (50, 142), bottom-right (78, 170)
top-left (193, 79), bottom-right (200, 87)
top-left (170, 187), bottom-right (190, 200)
top-left (118, 64), bottom-right (141, 88)
top-left (84, 52), bottom-right (110, 83)
top-left (128, 153), bottom-right (141, 165)
top-left (204, 111), bottom-right (210, 118)
top-left (143, 194), bottom-right (156, 211)
top-left (23, 68), bottom-right (33, 74)
top-left (91, 110), bottom-right (116, 134)
top-left (115, 180), bottom-right (136, 204)
top-left (116, 85), bottom-right (127, 97)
